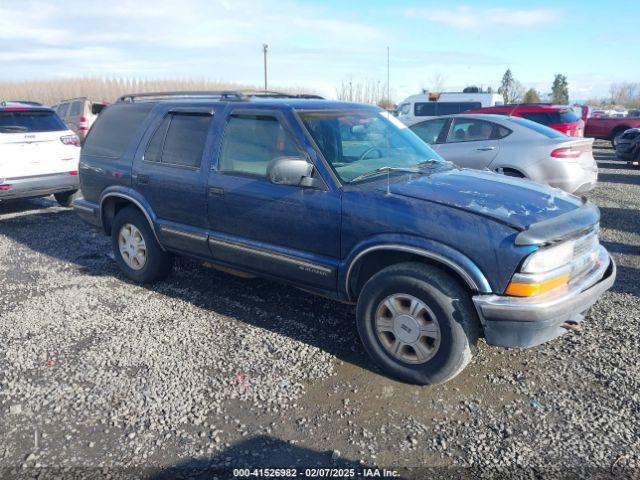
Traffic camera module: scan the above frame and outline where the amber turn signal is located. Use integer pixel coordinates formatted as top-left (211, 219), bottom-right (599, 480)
top-left (505, 273), bottom-right (570, 297)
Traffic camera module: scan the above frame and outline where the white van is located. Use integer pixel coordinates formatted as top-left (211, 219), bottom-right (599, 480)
top-left (396, 91), bottom-right (504, 125)
top-left (0, 102), bottom-right (81, 206)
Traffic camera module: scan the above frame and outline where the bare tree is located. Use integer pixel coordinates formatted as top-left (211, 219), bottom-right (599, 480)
top-left (336, 78), bottom-right (389, 105)
top-left (609, 82), bottom-right (640, 107)
top-left (428, 71), bottom-right (447, 92)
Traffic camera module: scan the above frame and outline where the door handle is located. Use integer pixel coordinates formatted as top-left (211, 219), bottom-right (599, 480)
top-left (209, 187), bottom-right (224, 197)
top-left (136, 174), bottom-right (150, 185)
top-left (476, 146), bottom-right (496, 151)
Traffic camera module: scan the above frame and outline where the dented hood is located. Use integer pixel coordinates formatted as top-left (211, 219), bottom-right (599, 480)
top-left (379, 168), bottom-right (583, 230)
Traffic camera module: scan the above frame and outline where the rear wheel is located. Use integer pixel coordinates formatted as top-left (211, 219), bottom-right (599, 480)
top-left (54, 190), bottom-right (80, 207)
top-left (111, 207), bottom-right (174, 283)
top-left (356, 263), bottom-right (479, 385)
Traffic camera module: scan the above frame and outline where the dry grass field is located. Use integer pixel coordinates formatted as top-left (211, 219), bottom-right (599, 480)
top-left (0, 78), bottom-right (315, 106)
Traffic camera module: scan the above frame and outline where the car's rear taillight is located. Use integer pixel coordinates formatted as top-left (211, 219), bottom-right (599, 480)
top-left (551, 147), bottom-right (582, 158)
top-left (0, 184), bottom-right (11, 191)
top-left (67, 171), bottom-right (78, 176)
top-left (60, 135), bottom-right (80, 147)
top-left (79, 116), bottom-right (88, 131)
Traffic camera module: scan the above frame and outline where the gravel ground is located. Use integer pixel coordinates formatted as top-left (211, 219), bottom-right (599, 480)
top-left (0, 143), bottom-right (638, 479)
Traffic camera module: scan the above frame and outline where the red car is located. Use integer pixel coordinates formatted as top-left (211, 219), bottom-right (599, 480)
top-left (464, 104), bottom-right (585, 137)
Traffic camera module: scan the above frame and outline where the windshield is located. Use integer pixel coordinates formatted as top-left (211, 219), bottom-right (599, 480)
top-left (298, 110), bottom-right (444, 183)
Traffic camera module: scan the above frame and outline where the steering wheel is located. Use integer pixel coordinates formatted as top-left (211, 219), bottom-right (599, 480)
top-left (358, 146), bottom-right (384, 161)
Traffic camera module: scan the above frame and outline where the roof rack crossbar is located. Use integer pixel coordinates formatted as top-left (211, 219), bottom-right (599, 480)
top-left (116, 91), bottom-right (246, 103)
top-left (116, 90), bottom-right (325, 103)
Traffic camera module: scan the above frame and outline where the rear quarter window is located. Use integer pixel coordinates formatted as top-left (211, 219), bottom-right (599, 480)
top-left (0, 110), bottom-right (67, 133)
top-left (82, 103), bottom-right (154, 158)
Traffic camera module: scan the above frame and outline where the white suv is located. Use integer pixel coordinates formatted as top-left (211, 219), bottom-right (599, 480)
top-left (0, 102), bottom-right (81, 206)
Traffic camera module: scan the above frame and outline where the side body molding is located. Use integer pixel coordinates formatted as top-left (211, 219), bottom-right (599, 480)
top-left (342, 235), bottom-right (492, 301)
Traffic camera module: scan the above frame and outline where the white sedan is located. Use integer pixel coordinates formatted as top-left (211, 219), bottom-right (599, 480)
top-left (409, 113), bottom-right (598, 195)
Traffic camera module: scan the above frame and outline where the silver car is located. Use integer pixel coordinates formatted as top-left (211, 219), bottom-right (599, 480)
top-left (409, 113), bottom-right (598, 194)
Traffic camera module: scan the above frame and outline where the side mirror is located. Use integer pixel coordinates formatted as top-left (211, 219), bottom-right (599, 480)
top-left (267, 157), bottom-right (320, 188)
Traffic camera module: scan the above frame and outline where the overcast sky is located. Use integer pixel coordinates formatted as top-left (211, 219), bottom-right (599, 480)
top-left (1, 0), bottom-right (638, 101)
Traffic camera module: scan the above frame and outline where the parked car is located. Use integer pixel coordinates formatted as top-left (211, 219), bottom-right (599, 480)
top-left (409, 114), bottom-right (597, 194)
top-left (585, 115), bottom-right (640, 147)
top-left (53, 97), bottom-right (108, 141)
top-left (73, 91), bottom-right (615, 385)
top-left (614, 128), bottom-right (640, 160)
top-left (0, 101), bottom-right (81, 206)
top-left (396, 91), bottom-right (503, 125)
top-left (464, 104), bottom-right (584, 137)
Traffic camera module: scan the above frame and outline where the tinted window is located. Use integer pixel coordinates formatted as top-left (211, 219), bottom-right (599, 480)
top-left (0, 110), bottom-right (67, 133)
top-left (506, 116), bottom-right (566, 139)
top-left (520, 110), bottom-right (580, 126)
top-left (414, 103), bottom-right (437, 116)
top-left (219, 114), bottom-right (302, 175)
top-left (69, 101), bottom-right (82, 116)
top-left (446, 118), bottom-right (494, 143)
top-left (144, 116), bottom-right (170, 163)
top-left (161, 114), bottom-right (211, 167)
top-left (414, 102), bottom-right (482, 116)
top-left (410, 118), bottom-right (448, 144)
top-left (83, 103), bottom-right (155, 158)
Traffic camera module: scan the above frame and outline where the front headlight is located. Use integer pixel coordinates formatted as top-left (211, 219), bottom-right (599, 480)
top-left (506, 232), bottom-right (600, 297)
top-left (521, 241), bottom-right (574, 273)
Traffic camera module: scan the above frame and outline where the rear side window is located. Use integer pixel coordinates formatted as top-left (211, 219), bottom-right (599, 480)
top-left (83, 103), bottom-right (155, 158)
top-left (520, 110), bottom-right (580, 126)
top-left (507, 116), bottom-right (566, 139)
top-left (144, 113), bottom-right (211, 167)
top-left (219, 114), bottom-right (303, 176)
top-left (58, 103), bottom-right (69, 118)
top-left (414, 102), bottom-right (482, 117)
top-left (69, 101), bottom-right (82, 116)
top-left (0, 110), bottom-right (67, 133)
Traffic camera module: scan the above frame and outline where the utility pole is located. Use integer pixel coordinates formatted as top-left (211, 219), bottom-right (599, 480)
top-left (387, 46), bottom-right (390, 105)
top-left (262, 44), bottom-right (269, 91)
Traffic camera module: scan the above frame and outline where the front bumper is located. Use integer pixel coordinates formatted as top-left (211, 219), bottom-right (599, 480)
top-left (473, 247), bottom-right (616, 348)
top-left (0, 173), bottom-right (78, 200)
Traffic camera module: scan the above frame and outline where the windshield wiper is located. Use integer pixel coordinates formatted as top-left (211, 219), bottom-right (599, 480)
top-left (0, 126), bottom-right (29, 132)
top-left (350, 161), bottom-right (439, 183)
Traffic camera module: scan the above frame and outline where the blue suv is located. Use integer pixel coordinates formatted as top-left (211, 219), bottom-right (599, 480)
top-left (74, 91), bottom-right (616, 385)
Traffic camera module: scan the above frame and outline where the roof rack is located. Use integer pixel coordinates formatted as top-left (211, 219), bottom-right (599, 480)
top-left (116, 90), bottom-right (325, 103)
top-left (242, 90), bottom-right (324, 99)
top-left (116, 91), bottom-right (246, 103)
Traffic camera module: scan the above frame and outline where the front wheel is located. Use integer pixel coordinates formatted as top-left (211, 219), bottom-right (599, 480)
top-left (111, 207), bottom-right (174, 283)
top-left (54, 190), bottom-right (80, 207)
top-left (356, 263), bottom-right (479, 385)
top-left (611, 131), bottom-right (625, 148)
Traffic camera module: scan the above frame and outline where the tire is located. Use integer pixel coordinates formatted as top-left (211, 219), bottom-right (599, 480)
top-left (356, 262), bottom-right (479, 385)
top-left (54, 190), bottom-right (80, 207)
top-left (611, 130), bottom-right (626, 148)
top-left (111, 206), bottom-right (174, 283)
